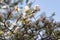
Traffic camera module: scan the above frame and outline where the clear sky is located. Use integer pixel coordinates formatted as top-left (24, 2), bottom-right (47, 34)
top-left (1, 0), bottom-right (60, 21)
top-left (32, 0), bottom-right (60, 21)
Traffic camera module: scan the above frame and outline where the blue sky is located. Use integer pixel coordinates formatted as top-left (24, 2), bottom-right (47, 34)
top-left (32, 0), bottom-right (60, 21)
top-left (18, 0), bottom-right (60, 21)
